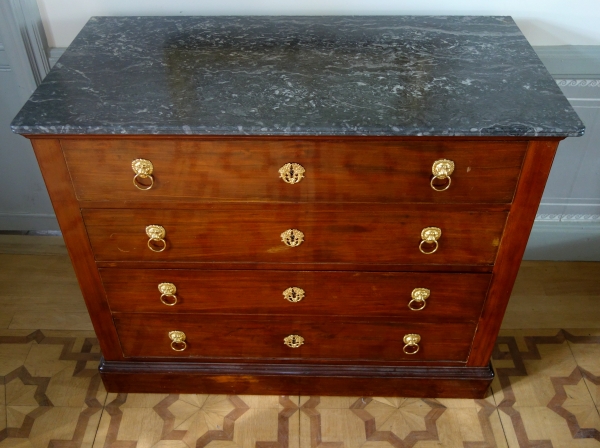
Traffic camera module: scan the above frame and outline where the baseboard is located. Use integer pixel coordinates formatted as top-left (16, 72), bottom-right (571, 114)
top-left (524, 220), bottom-right (600, 261)
top-left (0, 213), bottom-right (59, 231)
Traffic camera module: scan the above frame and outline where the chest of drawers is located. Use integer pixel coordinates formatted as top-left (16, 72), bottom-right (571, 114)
top-left (12, 16), bottom-right (584, 398)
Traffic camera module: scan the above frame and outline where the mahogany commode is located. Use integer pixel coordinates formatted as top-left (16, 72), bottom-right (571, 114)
top-left (11, 16), bottom-right (584, 398)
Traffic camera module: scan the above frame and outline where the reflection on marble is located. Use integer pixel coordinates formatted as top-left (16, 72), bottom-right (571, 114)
top-left (12, 16), bottom-right (584, 137)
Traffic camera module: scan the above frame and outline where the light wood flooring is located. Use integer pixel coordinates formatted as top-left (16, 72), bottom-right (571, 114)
top-left (0, 234), bottom-right (598, 447)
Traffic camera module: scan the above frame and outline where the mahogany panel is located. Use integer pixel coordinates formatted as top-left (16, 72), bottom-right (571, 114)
top-left (468, 139), bottom-right (560, 366)
top-left (100, 268), bottom-right (490, 321)
top-left (99, 359), bottom-right (494, 398)
top-left (29, 139), bottom-right (123, 360)
top-left (83, 205), bottom-right (507, 265)
top-left (62, 138), bottom-right (526, 204)
top-left (113, 314), bottom-right (476, 362)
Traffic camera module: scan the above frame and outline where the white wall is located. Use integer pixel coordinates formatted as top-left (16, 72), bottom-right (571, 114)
top-left (37, 0), bottom-right (600, 48)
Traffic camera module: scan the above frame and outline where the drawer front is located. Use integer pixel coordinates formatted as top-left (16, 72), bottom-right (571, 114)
top-left (63, 139), bottom-right (526, 204)
top-left (100, 269), bottom-right (491, 320)
top-left (83, 206), bottom-right (507, 265)
top-left (114, 314), bottom-right (476, 362)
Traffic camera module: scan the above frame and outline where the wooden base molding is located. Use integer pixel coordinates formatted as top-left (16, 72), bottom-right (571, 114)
top-left (99, 359), bottom-right (494, 398)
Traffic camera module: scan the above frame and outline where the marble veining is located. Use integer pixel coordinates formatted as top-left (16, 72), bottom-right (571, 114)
top-left (11, 16), bottom-right (584, 137)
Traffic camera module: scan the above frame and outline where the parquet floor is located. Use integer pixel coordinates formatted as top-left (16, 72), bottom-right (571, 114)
top-left (0, 235), bottom-right (598, 447)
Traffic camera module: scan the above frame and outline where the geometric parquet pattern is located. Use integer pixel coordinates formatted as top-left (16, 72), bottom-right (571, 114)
top-left (0, 329), bottom-right (599, 447)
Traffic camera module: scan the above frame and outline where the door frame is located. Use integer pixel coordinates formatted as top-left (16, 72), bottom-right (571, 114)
top-left (0, 0), bottom-right (50, 98)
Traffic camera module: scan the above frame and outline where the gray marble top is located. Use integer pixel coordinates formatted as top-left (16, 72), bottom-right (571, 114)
top-left (11, 16), bottom-right (584, 137)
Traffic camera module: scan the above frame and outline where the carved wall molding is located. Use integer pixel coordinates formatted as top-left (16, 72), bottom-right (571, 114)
top-left (536, 214), bottom-right (600, 222)
top-left (556, 79), bottom-right (600, 87)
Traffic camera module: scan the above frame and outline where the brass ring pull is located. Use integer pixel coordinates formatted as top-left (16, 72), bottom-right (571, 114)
top-left (281, 229), bottom-right (304, 247)
top-left (284, 334), bottom-right (305, 348)
top-left (158, 282), bottom-right (177, 306)
top-left (419, 227), bottom-right (441, 255)
top-left (169, 330), bottom-right (187, 351)
top-left (408, 288), bottom-right (430, 311)
top-left (283, 287), bottom-right (305, 303)
top-left (146, 225), bottom-right (167, 252)
top-left (279, 163), bottom-right (305, 184)
top-left (403, 333), bottom-right (421, 355)
top-left (430, 159), bottom-right (454, 192)
top-left (132, 159), bottom-right (154, 190)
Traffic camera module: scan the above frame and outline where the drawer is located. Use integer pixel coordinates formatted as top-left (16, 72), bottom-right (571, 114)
top-left (83, 205), bottom-right (507, 265)
top-left (62, 139), bottom-right (526, 204)
top-left (100, 269), bottom-right (491, 320)
top-left (114, 314), bottom-right (477, 362)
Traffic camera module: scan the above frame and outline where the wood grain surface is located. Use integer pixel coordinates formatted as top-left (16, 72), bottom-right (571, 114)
top-left (468, 140), bottom-right (561, 366)
top-left (100, 268), bottom-right (491, 321)
top-left (100, 359), bottom-right (493, 397)
top-left (82, 204), bottom-right (507, 265)
top-left (113, 313), bottom-right (477, 362)
top-left (62, 138), bottom-right (526, 204)
top-left (29, 138), bottom-right (124, 360)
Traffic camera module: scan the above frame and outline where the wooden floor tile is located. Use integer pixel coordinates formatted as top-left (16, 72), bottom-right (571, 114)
top-left (298, 395), bottom-right (509, 447)
top-left (300, 397), bottom-right (367, 448)
top-left (425, 405), bottom-right (508, 448)
top-left (0, 343), bottom-right (33, 378)
top-left (0, 412), bottom-right (5, 438)
top-left (563, 329), bottom-right (600, 406)
top-left (498, 405), bottom-right (600, 447)
top-left (25, 406), bottom-right (100, 448)
top-left (492, 329), bottom-right (590, 408)
top-left (0, 314), bottom-right (15, 331)
top-left (0, 236), bottom-right (66, 256)
top-left (0, 384), bottom-right (5, 435)
top-left (0, 254), bottom-right (82, 303)
top-left (503, 261), bottom-right (600, 329)
top-left (23, 344), bottom-right (75, 378)
top-left (5, 379), bottom-right (40, 408)
top-left (0, 253), bottom-right (88, 332)
top-left (0, 330), bottom-right (104, 447)
top-left (9, 312), bottom-right (93, 331)
top-left (491, 328), bottom-right (600, 447)
top-left (38, 331), bottom-right (98, 339)
top-left (93, 393), bottom-right (298, 448)
top-left (0, 439), bottom-right (35, 448)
